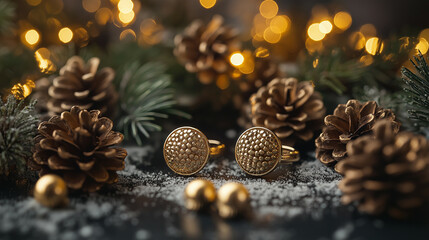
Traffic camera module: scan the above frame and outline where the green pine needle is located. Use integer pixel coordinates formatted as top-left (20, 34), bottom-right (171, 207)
top-left (0, 0), bottom-right (14, 34)
top-left (0, 95), bottom-right (38, 176)
top-left (402, 51), bottom-right (429, 127)
top-left (115, 62), bottom-right (190, 145)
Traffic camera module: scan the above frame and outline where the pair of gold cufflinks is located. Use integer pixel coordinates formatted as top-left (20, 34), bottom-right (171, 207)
top-left (163, 126), bottom-right (300, 176)
top-left (184, 179), bottom-right (250, 219)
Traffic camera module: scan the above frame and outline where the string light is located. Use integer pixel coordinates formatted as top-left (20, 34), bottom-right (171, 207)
top-left (58, 27), bottom-right (73, 43)
top-left (416, 38), bottom-right (429, 55)
top-left (11, 80), bottom-right (35, 100)
top-left (35, 49), bottom-right (56, 74)
top-left (319, 20), bottom-right (333, 34)
top-left (230, 52), bottom-right (245, 66)
top-left (307, 23), bottom-right (325, 41)
top-left (199, 0), bottom-right (216, 9)
top-left (365, 37), bottom-right (383, 55)
top-left (334, 11), bottom-right (352, 30)
top-left (24, 29), bottom-right (40, 46)
top-left (259, 0), bottom-right (278, 19)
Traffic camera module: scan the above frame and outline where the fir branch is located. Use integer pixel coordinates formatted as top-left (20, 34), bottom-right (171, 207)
top-left (0, 0), bottom-right (14, 35)
top-left (115, 62), bottom-right (190, 145)
top-left (402, 51), bottom-right (429, 127)
top-left (0, 95), bottom-right (38, 176)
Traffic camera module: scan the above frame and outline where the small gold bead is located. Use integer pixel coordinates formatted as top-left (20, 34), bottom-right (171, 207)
top-left (184, 179), bottom-right (216, 211)
top-left (217, 182), bottom-right (250, 218)
top-left (34, 174), bottom-right (68, 208)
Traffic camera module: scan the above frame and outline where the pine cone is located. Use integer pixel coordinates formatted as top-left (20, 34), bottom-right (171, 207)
top-left (32, 77), bottom-right (52, 121)
top-left (174, 15), bottom-right (240, 84)
top-left (250, 78), bottom-right (326, 146)
top-left (337, 120), bottom-right (429, 219)
top-left (45, 56), bottom-right (118, 118)
top-left (315, 100), bottom-right (400, 171)
top-left (29, 106), bottom-right (127, 192)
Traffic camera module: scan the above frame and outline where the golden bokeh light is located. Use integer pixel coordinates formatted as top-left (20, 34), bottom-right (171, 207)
top-left (11, 79), bottom-right (36, 100)
top-left (360, 55), bottom-right (374, 66)
top-left (58, 27), bottom-right (73, 43)
top-left (74, 27), bottom-right (89, 47)
top-left (307, 23), bottom-right (325, 41)
top-left (416, 38), bottom-right (429, 55)
top-left (365, 37), bottom-right (383, 55)
top-left (319, 20), bottom-right (333, 34)
top-left (313, 58), bottom-right (319, 68)
top-left (269, 15), bottom-right (290, 34)
top-left (305, 38), bottom-right (323, 53)
top-left (139, 19), bottom-right (164, 45)
top-left (95, 8), bottom-right (112, 25)
top-left (216, 75), bottom-right (230, 90)
top-left (360, 24), bottom-right (377, 37)
top-left (199, 0), bottom-right (216, 9)
top-left (24, 29), bottom-right (40, 46)
top-left (119, 11), bottom-right (135, 24)
top-left (119, 29), bottom-right (136, 40)
top-left (230, 52), bottom-right (245, 66)
top-left (419, 28), bottom-right (429, 41)
top-left (348, 31), bottom-right (365, 50)
top-left (334, 11), bottom-right (352, 30)
top-left (118, 0), bottom-right (134, 14)
top-left (259, 0), bottom-right (278, 19)
top-left (26, 0), bottom-right (42, 6)
top-left (82, 0), bottom-right (101, 13)
top-left (263, 28), bottom-right (281, 43)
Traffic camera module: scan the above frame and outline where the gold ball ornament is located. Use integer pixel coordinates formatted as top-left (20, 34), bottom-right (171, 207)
top-left (34, 174), bottom-right (69, 208)
top-left (217, 182), bottom-right (251, 218)
top-left (184, 179), bottom-right (216, 211)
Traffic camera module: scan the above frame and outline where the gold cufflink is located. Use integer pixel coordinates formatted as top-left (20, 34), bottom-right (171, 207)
top-left (235, 127), bottom-right (300, 176)
top-left (164, 126), bottom-right (225, 176)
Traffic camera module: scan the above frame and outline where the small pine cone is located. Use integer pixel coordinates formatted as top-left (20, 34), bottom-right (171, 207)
top-left (174, 15), bottom-right (240, 84)
top-left (315, 100), bottom-right (400, 171)
top-left (250, 78), bottom-right (326, 146)
top-left (32, 77), bottom-right (52, 121)
top-left (29, 106), bottom-right (127, 192)
top-left (46, 56), bottom-right (118, 118)
top-left (337, 120), bottom-right (429, 219)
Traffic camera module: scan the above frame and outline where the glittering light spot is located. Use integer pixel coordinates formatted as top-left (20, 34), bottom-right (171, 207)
top-left (259, 0), bottom-right (278, 19)
top-left (349, 31), bottom-right (365, 50)
top-left (58, 27), bottom-right (73, 43)
top-left (95, 8), bottom-right (112, 25)
top-left (82, 0), bottom-right (101, 13)
top-left (307, 23), bottom-right (325, 41)
top-left (416, 38), bottom-right (429, 55)
top-left (255, 47), bottom-right (269, 58)
top-left (238, 51), bottom-right (255, 74)
top-left (313, 58), bottom-right (319, 68)
top-left (26, 0), bottom-right (42, 6)
top-left (230, 52), bottom-right (245, 66)
top-left (319, 20), bottom-right (333, 34)
top-left (199, 0), bottom-right (216, 9)
top-left (360, 24), bottom-right (377, 37)
top-left (118, 0), bottom-right (134, 14)
top-left (334, 11), bottom-right (352, 30)
top-left (11, 80), bottom-right (35, 100)
top-left (119, 29), bottom-right (136, 40)
top-left (216, 75), bottom-right (230, 90)
top-left (119, 11), bottom-right (134, 24)
top-left (365, 37), bottom-right (383, 55)
top-left (35, 49), bottom-right (57, 73)
top-left (263, 28), bottom-right (281, 43)
top-left (24, 29), bottom-right (40, 46)
top-left (269, 15), bottom-right (290, 34)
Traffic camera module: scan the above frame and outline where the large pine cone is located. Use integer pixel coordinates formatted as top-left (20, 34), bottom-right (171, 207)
top-left (315, 100), bottom-right (400, 172)
top-left (45, 56), bottom-right (118, 118)
top-left (250, 78), bottom-right (326, 146)
top-left (29, 106), bottom-right (127, 192)
top-left (337, 120), bottom-right (429, 219)
top-left (174, 15), bottom-right (240, 84)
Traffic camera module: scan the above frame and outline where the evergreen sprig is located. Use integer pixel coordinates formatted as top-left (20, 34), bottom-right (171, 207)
top-left (402, 52), bottom-right (429, 127)
top-left (0, 0), bottom-right (14, 34)
top-left (115, 62), bottom-right (190, 145)
top-left (0, 95), bottom-right (38, 176)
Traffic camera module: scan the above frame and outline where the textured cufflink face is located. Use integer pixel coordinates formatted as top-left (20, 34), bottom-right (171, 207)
top-left (164, 127), bottom-right (210, 175)
top-left (235, 127), bottom-right (282, 176)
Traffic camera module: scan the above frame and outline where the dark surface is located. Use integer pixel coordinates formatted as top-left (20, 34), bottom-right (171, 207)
top-left (1, 128), bottom-right (429, 240)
